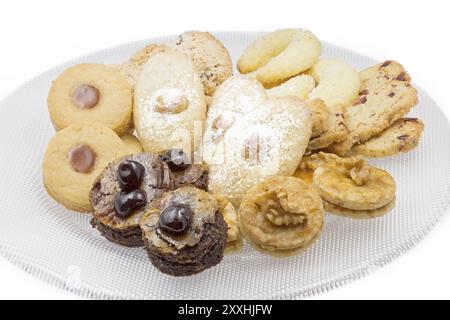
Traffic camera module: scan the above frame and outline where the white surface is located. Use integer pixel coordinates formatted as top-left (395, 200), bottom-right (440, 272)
top-left (0, 0), bottom-right (449, 300)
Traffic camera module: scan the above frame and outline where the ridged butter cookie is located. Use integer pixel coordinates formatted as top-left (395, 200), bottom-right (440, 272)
top-left (238, 29), bottom-right (321, 87)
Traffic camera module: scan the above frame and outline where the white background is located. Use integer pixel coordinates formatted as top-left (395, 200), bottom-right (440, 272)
top-left (0, 0), bottom-right (449, 300)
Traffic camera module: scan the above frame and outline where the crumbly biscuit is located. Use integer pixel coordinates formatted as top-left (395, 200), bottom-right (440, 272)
top-left (172, 31), bottom-right (233, 96)
top-left (350, 118), bottom-right (424, 158)
top-left (308, 104), bottom-right (348, 150)
top-left (116, 44), bottom-right (169, 89)
top-left (328, 61), bottom-right (418, 156)
top-left (239, 176), bottom-right (324, 257)
top-left (134, 50), bottom-right (207, 153)
top-left (238, 29), bottom-right (321, 87)
top-left (203, 75), bottom-right (312, 206)
top-left (43, 123), bottom-right (125, 212)
top-left (306, 99), bottom-right (330, 138)
top-left (48, 63), bottom-right (132, 135)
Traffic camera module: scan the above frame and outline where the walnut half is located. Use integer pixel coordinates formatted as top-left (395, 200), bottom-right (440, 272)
top-left (255, 190), bottom-right (307, 227)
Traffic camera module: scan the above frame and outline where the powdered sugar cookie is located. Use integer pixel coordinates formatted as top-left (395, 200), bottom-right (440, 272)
top-left (134, 50), bottom-right (207, 153)
top-left (267, 77), bottom-right (328, 138)
top-left (203, 75), bottom-right (312, 206)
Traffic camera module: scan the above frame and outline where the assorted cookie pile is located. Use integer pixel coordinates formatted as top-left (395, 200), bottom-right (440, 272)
top-left (42, 29), bottom-right (424, 276)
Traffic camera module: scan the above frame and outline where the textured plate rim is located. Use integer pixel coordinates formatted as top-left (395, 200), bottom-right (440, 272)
top-left (0, 31), bottom-right (449, 300)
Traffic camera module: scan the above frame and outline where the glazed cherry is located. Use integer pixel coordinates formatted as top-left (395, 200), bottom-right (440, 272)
top-left (114, 190), bottom-right (147, 219)
top-left (117, 160), bottom-right (145, 191)
top-left (158, 205), bottom-right (193, 236)
top-left (159, 149), bottom-right (190, 172)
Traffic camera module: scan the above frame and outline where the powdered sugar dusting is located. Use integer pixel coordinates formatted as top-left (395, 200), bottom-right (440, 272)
top-left (203, 75), bottom-right (312, 206)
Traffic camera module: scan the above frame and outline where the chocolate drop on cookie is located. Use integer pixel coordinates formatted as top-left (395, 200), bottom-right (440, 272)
top-left (114, 190), bottom-right (147, 219)
top-left (159, 149), bottom-right (190, 172)
top-left (68, 144), bottom-right (96, 173)
top-left (117, 160), bottom-right (145, 191)
top-left (158, 205), bottom-right (193, 236)
top-left (73, 84), bottom-right (100, 109)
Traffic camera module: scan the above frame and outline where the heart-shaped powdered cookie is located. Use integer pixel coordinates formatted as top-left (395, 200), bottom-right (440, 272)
top-left (203, 75), bottom-right (312, 206)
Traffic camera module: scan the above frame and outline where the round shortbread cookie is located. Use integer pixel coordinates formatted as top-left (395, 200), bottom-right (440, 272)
top-left (237, 29), bottom-right (321, 87)
top-left (43, 123), bottom-right (125, 212)
top-left (134, 50), bottom-right (207, 153)
top-left (48, 63), bottom-right (132, 135)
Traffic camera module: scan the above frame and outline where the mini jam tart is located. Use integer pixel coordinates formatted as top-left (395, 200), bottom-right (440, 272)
top-left (239, 176), bottom-right (324, 257)
top-left (48, 63), bottom-right (132, 135)
top-left (43, 123), bottom-right (125, 212)
top-left (90, 153), bottom-right (176, 247)
top-left (140, 187), bottom-right (228, 276)
top-left (159, 149), bottom-right (208, 190)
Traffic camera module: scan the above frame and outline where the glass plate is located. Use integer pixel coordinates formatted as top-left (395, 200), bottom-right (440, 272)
top-left (0, 32), bottom-right (449, 299)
